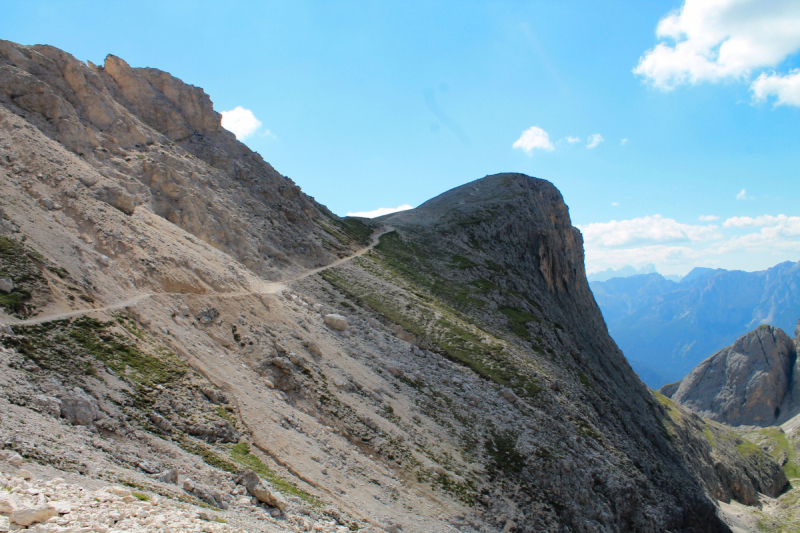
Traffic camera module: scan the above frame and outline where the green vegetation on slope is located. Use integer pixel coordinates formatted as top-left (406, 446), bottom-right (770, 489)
top-left (0, 236), bottom-right (46, 315)
top-left (321, 233), bottom-right (544, 400)
top-left (2, 315), bottom-right (186, 387)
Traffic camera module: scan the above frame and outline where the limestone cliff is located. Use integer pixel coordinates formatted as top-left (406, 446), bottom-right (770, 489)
top-left (666, 325), bottom-right (799, 426)
top-left (0, 40), bottom-right (363, 281)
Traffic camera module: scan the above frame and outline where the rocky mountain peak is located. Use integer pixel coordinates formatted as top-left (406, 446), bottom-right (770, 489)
top-left (389, 173), bottom-right (585, 295)
top-left (668, 325), bottom-right (799, 426)
top-left (101, 54), bottom-right (225, 142)
top-left (0, 40), bottom-right (368, 280)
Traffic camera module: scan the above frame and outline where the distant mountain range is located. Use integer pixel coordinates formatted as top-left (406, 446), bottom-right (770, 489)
top-left (587, 263), bottom-right (682, 282)
top-left (590, 260), bottom-right (800, 388)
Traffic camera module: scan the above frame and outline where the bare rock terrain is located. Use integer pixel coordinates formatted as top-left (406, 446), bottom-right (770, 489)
top-left (0, 39), bottom-right (794, 532)
top-left (667, 325), bottom-right (798, 426)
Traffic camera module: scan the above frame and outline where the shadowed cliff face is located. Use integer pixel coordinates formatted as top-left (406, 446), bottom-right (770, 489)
top-left (0, 41), bottom-right (363, 279)
top-left (385, 174), bottom-right (743, 531)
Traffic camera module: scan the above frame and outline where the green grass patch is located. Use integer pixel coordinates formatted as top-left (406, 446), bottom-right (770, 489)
top-left (2, 316), bottom-right (186, 386)
top-left (216, 405), bottom-right (237, 427)
top-left (0, 236), bottom-right (49, 315)
top-left (752, 427), bottom-right (800, 479)
top-left (325, 245), bottom-right (542, 400)
top-left (0, 289), bottom-right (31, 314)
top-left (132, 491), bottom-right (150, 501)
top-left (735, 438), bottom-right (760, 458)
top-left (339, 217), bottom-right (374, 245)
top-left (703, 427), bottom-right (715, 449)
top-left (450, 254), bottom-right (478, 269)
top-left (178, 437), bottom-right (238, 474)
top-left (230, 443), bottom-right (322, 506)
top-left (470, 278), bottom-right (500, 293)
top-left (48, 266), bottom-right (69, 278)
top-left (485, 430), bottom-right (525, 475)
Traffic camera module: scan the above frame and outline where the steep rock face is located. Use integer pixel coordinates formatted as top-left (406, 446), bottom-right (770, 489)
top-left (0, 40), bottom-right (361, 279)
top-left (668, 326), bottom-right (798, 426)
top-left (378, 174), bottom-right (760, 530)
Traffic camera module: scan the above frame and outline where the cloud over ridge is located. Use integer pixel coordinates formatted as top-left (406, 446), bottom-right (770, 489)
top-left (221, 106), bottom-right (264, 140)
top-left (346, 204), bottom-right (413, 218)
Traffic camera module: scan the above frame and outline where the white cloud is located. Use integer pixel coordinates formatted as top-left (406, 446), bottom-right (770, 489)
top-left (620, 138), bottom-right (629, 146)
top-left (221, 106), bottom-right (265, 140)
top-left (611, 202), bottom-right (619, 206)
top-left (587, 134), bottom-right (604, 149)
top-left (634, 0), bottom-right (800, 92)
top-left (578, 215), bottom-right (721, 247)
top-left (566, 136), bottom-right (581, 143)
top-left (513, 126), bottom-right (555, 154)
top-left (736, 188), bottom-right (754, 200)
top-left (751, 69), bottom-right (800, 106)
top-left (346, 204), bottom-right (413, 218)
top-left (723, 214), bottom-right (800, 228)
top-left (582, 212), bottom-right (800, 276)
top-left (699, 215), bottom-right (719, 221)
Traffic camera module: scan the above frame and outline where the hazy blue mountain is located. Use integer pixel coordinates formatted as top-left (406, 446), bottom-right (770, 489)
top-left (590, 260), bottom-right (800, 388)
top-left (587, 263), bottom-right (657, 282)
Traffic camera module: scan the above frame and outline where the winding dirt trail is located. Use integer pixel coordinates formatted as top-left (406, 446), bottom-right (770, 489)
top-left (0, 226), bottom-right (393, 327)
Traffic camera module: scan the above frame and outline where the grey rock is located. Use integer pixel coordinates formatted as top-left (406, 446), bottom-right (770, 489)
top-left (148, 412), bottom-right (174, 434)
top-left (235, 468), bottom-right (288, 511)
top-left (32, 394), bottom-right (62, 417)
top-left (202, 388), bottom-right (228, 404)
top-left (0, 277), bottom-right (13, 293)
top-left (158, 469), bottom-right (179, 484)
top-left (324, 314), bottom-right (348, 331)
top-left (672, 325), bottom-right (797, 426)
top-left (60, 387), bottom-right (100, 426)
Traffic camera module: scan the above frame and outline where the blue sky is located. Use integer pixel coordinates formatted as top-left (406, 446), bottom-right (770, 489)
top-left (2, 0), bottom-right (799, 275)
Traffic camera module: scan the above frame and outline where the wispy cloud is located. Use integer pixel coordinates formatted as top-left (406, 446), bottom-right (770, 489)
top-left (566, 136), bottom-right (581, 143)
top-left (513, 126), bottom-right (555, 154)
top-left (578, 215), bottom-right (720, 247)
top-left (587, 134), bottom-right (604, 149)
top-left (620, 138), bottom-right (628, 146)
top-left (699, 215), bottom-right (719, 221)
top-left (581, 212), bottom-right (800, 276)
top-left (736, 189), bottom-right (754, 200)
top-left (723, 214), bottom-right (800, 228)
top-left (346, 204), bottom-right (413, 218)
top-left (221, 106), bottom-right (267, 140)
top-left (751, 69), bottom-right (800, 107)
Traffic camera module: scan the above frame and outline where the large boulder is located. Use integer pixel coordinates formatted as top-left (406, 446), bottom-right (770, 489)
top-left (324, 314), bottom-right (348, 331)
top-left (234, 469), bottom-right (288, 511)
top-left (0, 277), bottom-right (13, 293)
top-left (672, 325), bottom-right (798, 426)
top-left (60, 387), bottom-right (100, 426)
top-left (10, 506), bottom-right (57, 526)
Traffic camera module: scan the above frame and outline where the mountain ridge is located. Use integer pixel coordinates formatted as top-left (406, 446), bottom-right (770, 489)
top-left (0, 40), bottom-right (789, 531)
top-left (590, 260), bottom-right (800, 387)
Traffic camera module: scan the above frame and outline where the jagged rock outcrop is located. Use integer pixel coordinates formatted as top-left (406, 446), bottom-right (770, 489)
top-left (665, 325), bottom-right (799, 426)
top-left (0, 40), bottom-right (364, 279)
